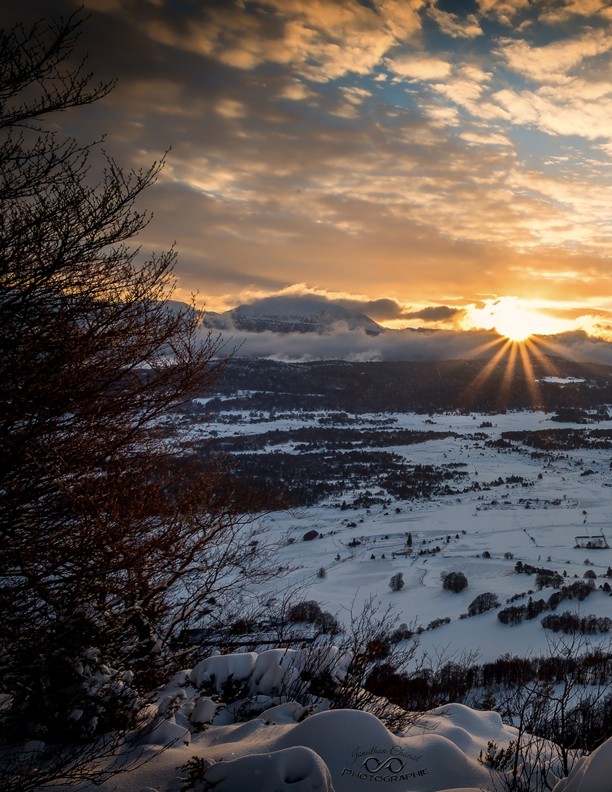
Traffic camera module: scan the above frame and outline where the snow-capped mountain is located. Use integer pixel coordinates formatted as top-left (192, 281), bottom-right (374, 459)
top-left (204, 295), bottom-right (385, 335)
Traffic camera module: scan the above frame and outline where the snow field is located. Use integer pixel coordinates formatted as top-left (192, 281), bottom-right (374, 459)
top-left (243, 410), bottom-right (612, 664)
top-left (98, 409), bottom-right (612, 792)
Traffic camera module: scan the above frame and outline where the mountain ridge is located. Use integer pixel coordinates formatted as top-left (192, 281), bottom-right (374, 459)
top-left (203, 294), bottom-right (385, 335)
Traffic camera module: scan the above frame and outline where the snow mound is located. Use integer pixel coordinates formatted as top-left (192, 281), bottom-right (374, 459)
top-left (553, 735), bottom-right (612, 791)
top-left (100, 649), bottom-right (612, 792)
top-left (190, 652), bottom-right (257, 690)
top-left (192, 706), bottom-right (511, 792)
top-left (273, 707), bottom-right (492, 791)
top-left (189, 645), bottom-right (348, 703)
top-left (200, 745), bottom-right (333, 791)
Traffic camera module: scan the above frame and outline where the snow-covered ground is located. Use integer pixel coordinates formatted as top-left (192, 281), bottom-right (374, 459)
top-left (101, 646), bottom-right (612, 792)
top-left (103, 408), bottom-right (612, 792)
top-left (197, 408), bottom-right (612, 666)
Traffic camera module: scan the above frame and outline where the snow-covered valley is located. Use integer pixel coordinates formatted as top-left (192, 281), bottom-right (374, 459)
top-left (183, 405), bottom-right (612, 665)
top-left (101, 402), bottom-right (612, 792)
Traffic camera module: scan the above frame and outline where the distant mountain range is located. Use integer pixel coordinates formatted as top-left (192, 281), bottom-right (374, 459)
top-left (203, 295), bottom-right (385, 335)
top-left (194, 294), bottom-right (612, 367)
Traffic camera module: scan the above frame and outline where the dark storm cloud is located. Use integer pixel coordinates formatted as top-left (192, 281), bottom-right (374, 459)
top-left (334, 297), bottom-right (407, 320)
top-left (332, 298), bottom-right (463, 323)
top-left (403, 305), bottom-right (464, 322)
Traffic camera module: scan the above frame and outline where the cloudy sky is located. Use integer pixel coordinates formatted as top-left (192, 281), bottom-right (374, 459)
top-left (5, 0), bottom-right (612, 344)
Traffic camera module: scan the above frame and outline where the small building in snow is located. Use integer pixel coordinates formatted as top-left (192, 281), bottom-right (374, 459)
top-left (574, 534), bottom-right (609, 550)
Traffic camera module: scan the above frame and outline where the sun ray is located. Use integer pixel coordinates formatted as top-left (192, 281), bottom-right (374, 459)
top-left (453, 300), bottom-right (595, 412)
top-left (518, 339), bottom-right (541, 406)
top-left (458, 338), bottom-right (513, 406)
top-left (464, 336), bottom-right (508, 360)
top-left (499, 340), bottom-right (519, 404)
top-left (524, 336), bottom-right (560, 378)
top-left (534, 334), bottom-right (581, 363)
top-left (459, 333), bottom-right (576, 411)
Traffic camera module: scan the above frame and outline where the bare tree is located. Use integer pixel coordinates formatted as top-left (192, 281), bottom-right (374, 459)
top-left (480, 680), bottom-right (557, 792)
top-left (285, 597), bottom-right (422, 732)
top-left (481, 633), bottom-right (612, 792)
top-left (0, 11), bottom-right (275, 784)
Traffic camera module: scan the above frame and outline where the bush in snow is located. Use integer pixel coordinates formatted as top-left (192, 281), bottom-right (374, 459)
top-left (288, 600), bottom-right (324, 623)
top-left (541, 612), bottom-right (612, 635)
top-left (389, 572), bottom-right (404, 592)
top-left (468, 592), bottom-right (500, 616)
top-left (442, 571), bottom-right (468, 593)
top-left (186, 599), bottom-right (420, 733)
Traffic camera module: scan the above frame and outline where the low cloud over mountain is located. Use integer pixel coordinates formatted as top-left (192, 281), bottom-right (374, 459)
top-left (201, 294), bottom-right (612, 365)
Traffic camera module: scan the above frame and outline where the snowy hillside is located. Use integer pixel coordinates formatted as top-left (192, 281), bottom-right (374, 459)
top-left (100, 404), bottom-right (611, 791)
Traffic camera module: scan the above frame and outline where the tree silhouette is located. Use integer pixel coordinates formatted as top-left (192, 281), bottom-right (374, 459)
top-left (0, 12), bottom-right (273, 784)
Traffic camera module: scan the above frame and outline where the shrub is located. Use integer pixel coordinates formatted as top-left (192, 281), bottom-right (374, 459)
top-left (427, 617), bottom-right (451, 630)
top-left (442, 572), bottom-right (468, 593)
top-left (468, 592), bottom-right (499, 616)
top-left (389, 623), bottom-right (414, 643)
top-left (318, 611), bottom-right (341, 634)
top-left (288, 600), bottom-right (323, 623)
top-left (389, 572), bottom-right (404, 592)
top-left (498, 605), bottom-right (526, 625)
top-left (542, 612), bottom-right (612, 635)
top-left (536, 571), bottom-right (564, 590)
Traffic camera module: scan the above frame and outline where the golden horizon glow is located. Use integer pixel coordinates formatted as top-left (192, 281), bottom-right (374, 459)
top-left (463, 297), bottom-right (576, 342)
top-left (176, 286), bottom-right (612, 347)
top-left (44, 2), bottom-right (612, 350)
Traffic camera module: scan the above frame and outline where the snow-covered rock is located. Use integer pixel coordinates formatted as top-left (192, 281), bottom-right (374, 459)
top-left (137, 717), bottom-right (191, 747)
top-left (273, 707), bottom-right (497, 792)
top-left (102, 649), bottom-right (600, 792)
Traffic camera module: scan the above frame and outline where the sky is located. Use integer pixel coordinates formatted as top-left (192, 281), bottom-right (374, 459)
top-left (4, 0), bottom-right (612, 346)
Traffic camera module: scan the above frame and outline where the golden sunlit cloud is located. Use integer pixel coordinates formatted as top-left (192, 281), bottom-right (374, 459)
top-left (463, 297), bottom-right (577, 341)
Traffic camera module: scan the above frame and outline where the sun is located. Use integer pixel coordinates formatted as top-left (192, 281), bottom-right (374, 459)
top-left (464, 297), bottom-right (569, 342)
top-left (489, 299), bottom-right (535, 342)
